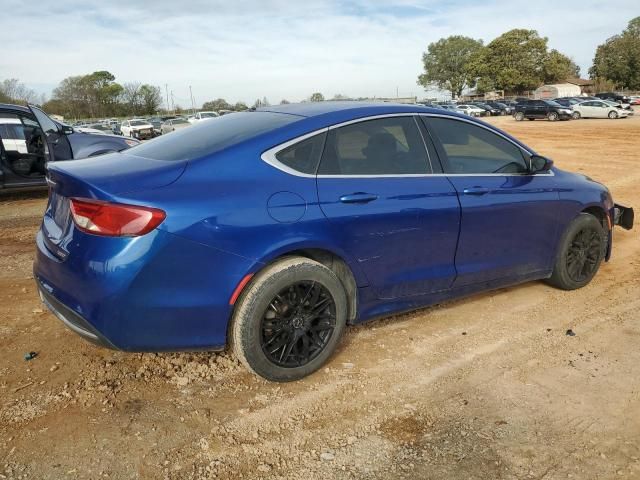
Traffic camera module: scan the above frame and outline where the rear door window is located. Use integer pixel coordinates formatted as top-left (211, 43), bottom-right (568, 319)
top-left (318, 116), bottom-right (430, 175)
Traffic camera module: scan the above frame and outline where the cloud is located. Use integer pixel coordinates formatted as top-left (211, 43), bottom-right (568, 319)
top-left (0, 0), bottom-right (637, 105)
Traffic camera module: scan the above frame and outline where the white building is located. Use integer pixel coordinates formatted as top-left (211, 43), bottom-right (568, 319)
top-left (534, 83), bottom-right (581, 99)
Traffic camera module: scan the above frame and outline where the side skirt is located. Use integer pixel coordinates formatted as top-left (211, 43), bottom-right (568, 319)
top-left (354, 270), bottom-right (552, 325)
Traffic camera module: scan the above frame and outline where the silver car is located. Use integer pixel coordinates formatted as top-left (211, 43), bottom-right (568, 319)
top-left (572, 100), bottom-right (631, 119)
top-left (160, 118), bottom-right (192, 134)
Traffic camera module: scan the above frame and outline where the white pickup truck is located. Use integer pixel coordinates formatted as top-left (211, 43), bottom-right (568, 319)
top-left (121, 119), bottom-right (155, 139)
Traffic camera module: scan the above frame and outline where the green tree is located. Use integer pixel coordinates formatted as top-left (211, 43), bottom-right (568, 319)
top-left (417, 36), bottom-right (484, 98)
top-left (202, 98), bottom-right (231, 111)
top-left (233, 102), bottom-right (248, 111)
top-left (0, 78), bottom-right (41, 105)
top-left (590, 17), bottom-right (640, 90)
top-left (470, 29), bottom-right (548, 93)
top-left (309, 92), bottom-right (324, 102)
top-left (139, 84), bottom-right (162, 115)
top-left (543, 50), bottom-right (580, 83)
top-left (279, 99), bottom-right (290, 104)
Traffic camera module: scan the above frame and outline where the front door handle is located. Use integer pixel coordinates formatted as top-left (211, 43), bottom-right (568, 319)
top-left (462, 187), bottom-right (490, 196)
top-left (339, 192), bottom-right (378, 204)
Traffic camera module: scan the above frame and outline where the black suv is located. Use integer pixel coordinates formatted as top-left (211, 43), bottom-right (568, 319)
top-left (596, 92), bottom-right (631, 104)
top-left (513, 100), bottom-right (574, 121)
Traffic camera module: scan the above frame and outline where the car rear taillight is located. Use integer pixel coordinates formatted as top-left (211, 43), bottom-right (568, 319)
top-left (69, 198), bottom-right (166, 237)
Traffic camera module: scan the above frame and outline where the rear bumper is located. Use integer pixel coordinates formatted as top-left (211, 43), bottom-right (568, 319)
top-left (614, 203), bottom-right (634, 230)
top-left (33, 226), bottom-right (249, 352)
top-left (37, 278), bottom-right (118, 349)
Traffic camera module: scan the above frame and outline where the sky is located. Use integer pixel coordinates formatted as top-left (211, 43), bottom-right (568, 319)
top-left (0, 0), bottom-right (637, 106)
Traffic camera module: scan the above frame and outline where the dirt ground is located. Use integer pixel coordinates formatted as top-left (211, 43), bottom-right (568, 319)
top-left (1, 114), bottom-right (638, 480)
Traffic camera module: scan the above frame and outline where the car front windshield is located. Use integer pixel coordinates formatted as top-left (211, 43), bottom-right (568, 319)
top-left (201, 112), bottom-right (217, 118)
top-left (130, 120), bottom-right (148, 126)
top-left (173, 119), bottom-right (189, 124)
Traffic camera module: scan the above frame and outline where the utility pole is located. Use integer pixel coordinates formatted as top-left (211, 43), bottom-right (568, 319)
top-left (189, 85), bottom-right (195, 114)
top-left (170, 91), bottom-right (175, 113)
top-left (165, 84), bottom-right (170, 114)
top-left (396, 86), bottom-right (399, 98)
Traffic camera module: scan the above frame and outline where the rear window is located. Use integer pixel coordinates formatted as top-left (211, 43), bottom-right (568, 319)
top-left (128, 112), bottom-right (297, 161)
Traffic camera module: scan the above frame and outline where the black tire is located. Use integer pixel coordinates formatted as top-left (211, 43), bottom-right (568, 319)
top-left (527, 118), bottom-right (535, 121)
top-left (547, 213), bottom-right (606, 290)
top-left (608, 110), bottom-right (618, 119)
top-left (514, 112), bottom-right (525, 121)
top-left (231, 257), bottom-right (348, 382)
top-left (572, 111), bottom-right (581, 120)
top-left (548, 112), bottom-right (559, 121)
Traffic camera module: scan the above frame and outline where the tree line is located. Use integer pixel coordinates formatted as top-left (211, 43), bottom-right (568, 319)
top-left (35, 71), bottom-right (163, 119)
top-left (418, 17), bottom-right (640, 98)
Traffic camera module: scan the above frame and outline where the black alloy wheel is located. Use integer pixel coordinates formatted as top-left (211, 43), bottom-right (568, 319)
top-left (566, 227), bottom-right (603, 283)
top-left (260, 281), bottom-right (336, 368)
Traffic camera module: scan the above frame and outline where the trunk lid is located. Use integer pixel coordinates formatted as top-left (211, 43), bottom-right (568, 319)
top-left (46, 151), bottom-right (187, 197)
top-left (41, 152), bottom-right (186, 258)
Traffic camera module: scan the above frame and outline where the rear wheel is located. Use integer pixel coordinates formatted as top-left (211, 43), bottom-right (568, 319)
top-left (231, 257), bottom-right (347, 382)
top-left (548, 112), bottom-right (559, 121)
top-left (514, 112), bottom-right (525, 121)
top-left (608, 110), bottom-right (618, 119)
top-left (547, 213), bottom-right (606, 290)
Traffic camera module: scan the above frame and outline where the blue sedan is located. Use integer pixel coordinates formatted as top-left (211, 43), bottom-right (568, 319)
top-left (34, 102), bottom-right (634, 381)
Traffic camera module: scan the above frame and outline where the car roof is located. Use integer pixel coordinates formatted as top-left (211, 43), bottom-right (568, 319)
top-left (0, 103), bottom-right (31, 114)
top-left (257, 101), bottom-right (446, 118)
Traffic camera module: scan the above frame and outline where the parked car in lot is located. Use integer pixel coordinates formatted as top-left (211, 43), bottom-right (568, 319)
top-left (572, 100), bottom-right (632, 119)
top-left (514, 100), bottom-right (573, 121)
top-left (86, 123), bottom-right (117, 135)
top-left (0, 104), bottom-right (137, 190)
top-left (188, 111), bottom-right (219, 124)
top-left (596, 92), bottom-right (631, 104)
top-left (439, 104), bottom-right (465, 114)
top-left (147, 117), bottom-right (163, 136)
top-left (121, 119), bottom-right (155, 139)
top-left (469, 102), bottom-right (499, 116)
top-left (456, 104), bottom-right (485, 117)
top-left (34, 102), bottom-right (634, 381)
top-left (161, 117), bottom-right (192, 134)
top-left (485, 101), bottom-right (512, 115)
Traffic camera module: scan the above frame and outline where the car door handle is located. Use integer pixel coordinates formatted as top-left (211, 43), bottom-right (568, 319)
top-left (339, 193), bottom-right (378, 204)
top-left (462, 187), bottom-right (490, 196)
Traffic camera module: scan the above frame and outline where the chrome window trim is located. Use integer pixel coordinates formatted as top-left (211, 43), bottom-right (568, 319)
top-left (260, 112), bottom-right (554, 178)
top-left (261, 127), bottom-right (329, 178)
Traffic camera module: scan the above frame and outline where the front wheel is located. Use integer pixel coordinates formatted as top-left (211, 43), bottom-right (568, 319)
top-left (547, 213), bottom-right (606, 290)
top-left (572, 111), bottom-right (581, 120)
top-left (608, 110), bottom-right (618, 119)
top-left (231, 257), bottom-right (347, 382)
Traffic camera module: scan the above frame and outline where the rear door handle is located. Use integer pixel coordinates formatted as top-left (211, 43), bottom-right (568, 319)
top-left (339, 192), bottom-right (378, 204)
top-left (462, 187), bottom-right (490, 196)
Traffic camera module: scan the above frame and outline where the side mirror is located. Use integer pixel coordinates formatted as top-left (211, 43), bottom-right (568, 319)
top-left (530, 154), bottom-right (553, 173)
top-left (61, 125), bottom-right (74, 135)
